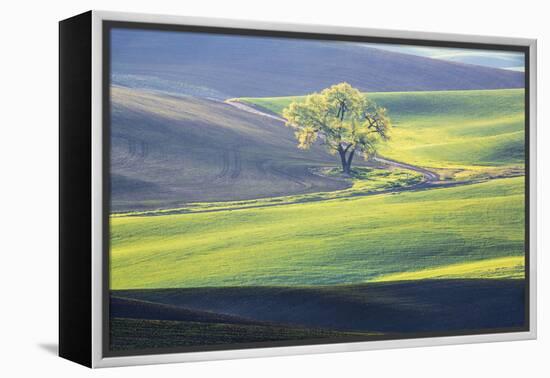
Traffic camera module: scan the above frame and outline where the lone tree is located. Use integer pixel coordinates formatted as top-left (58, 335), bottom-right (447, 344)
top-left (283, 82), bottom-right (391, 175)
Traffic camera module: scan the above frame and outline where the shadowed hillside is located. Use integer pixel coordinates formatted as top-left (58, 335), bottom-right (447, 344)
top-left (111, 29), bottom-right (524, 98)
top-left (112, 279), bottom-right (525, 335)
top-left (111, 86), bottom-right (350, 211)
top-left (110, 293), bottom-right (373, 352)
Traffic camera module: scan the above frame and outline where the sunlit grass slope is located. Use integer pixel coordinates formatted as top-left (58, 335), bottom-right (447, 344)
top-left (110, 177), bottom-right (524, 289)
top-left (240, 89), bottom-right (525, 179)
top-left (370, 256), bottom-right (524, 282)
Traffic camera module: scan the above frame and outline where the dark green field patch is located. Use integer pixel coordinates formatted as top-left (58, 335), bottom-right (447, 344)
top-left (110, 318), bottom-right (369, 352)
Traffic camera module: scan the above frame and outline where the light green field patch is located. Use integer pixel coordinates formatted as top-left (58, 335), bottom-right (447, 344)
top-left (369, 256), bottom-right (524, 282)
top-left (240, 89), bottom-right (525, 180)
top-left (110, 177), bottom-right (525, 289)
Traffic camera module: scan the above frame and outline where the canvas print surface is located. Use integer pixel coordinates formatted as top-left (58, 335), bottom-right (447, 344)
top-left (107, 26), bottom-right (527, 354)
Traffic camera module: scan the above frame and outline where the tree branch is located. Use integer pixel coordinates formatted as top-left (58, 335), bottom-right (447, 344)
top-left (343, 143), bottom-right (354, 153)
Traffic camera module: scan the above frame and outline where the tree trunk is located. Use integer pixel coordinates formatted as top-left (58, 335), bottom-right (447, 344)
top-left (337, 146), bottom-right (356, 175)
top-left (338, 146), bottom-right (348, 174)
top-left (345, 149), bottom-right (355, 174)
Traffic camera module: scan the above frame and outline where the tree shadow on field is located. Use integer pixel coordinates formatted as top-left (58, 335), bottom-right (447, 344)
top-left (37, 343), bottom-right (58, 356)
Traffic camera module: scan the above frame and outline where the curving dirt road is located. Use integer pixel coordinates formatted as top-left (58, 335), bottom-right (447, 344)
top-left (225, 99), bottom-right (287, 122)
top-left (373, 156), bottom-right (439, 182)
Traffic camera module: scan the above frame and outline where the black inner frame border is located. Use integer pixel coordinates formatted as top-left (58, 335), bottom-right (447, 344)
top-left (102, 20), bottom-right (531, 358)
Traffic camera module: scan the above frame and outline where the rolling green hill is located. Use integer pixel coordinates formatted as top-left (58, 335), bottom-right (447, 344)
top-left (240, 88), bottom-right (525, 179)
top-left (112, 88), bottom-right (525, 211)
top-left (110, 177), bottom-right (524, 290)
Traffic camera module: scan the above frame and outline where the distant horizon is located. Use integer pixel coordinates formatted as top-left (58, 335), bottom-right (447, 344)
top-left (361, 43), bottom-right (525, 71)
top-left (112, 28), bottom-right (525, 72)
top-left (110, 28), bottom-right (524, 99)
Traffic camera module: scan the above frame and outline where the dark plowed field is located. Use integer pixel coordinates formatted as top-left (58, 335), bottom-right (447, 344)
top-left (111, 87), bottom-right (352, 211)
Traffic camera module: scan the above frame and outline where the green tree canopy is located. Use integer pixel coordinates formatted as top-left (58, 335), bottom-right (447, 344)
top-left (282, 82), bottom-right (391, 174)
